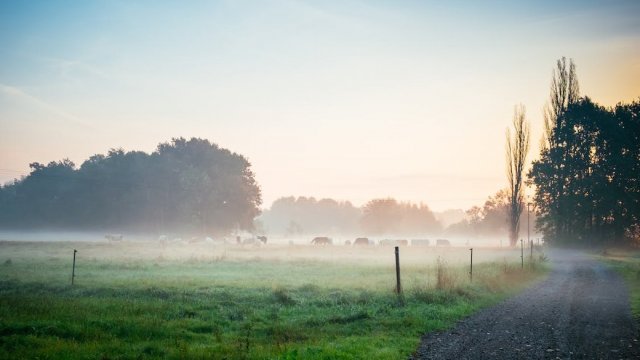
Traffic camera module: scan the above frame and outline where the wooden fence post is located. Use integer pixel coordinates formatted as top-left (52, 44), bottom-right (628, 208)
top-left (71, 249), bottom-right (77, 285)
top-left (394, 246), bottom-right (401, 294)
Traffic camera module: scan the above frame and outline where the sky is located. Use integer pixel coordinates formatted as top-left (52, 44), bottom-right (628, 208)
top-left (1, 0), bottom-right (639, 211)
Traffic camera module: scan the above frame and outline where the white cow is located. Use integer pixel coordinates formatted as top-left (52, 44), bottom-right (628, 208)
top-left (105, 234), bottom-right (123, 242)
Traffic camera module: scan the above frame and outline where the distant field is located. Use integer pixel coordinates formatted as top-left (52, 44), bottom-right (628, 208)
top-left (0, 241), bottom-right (546, 359)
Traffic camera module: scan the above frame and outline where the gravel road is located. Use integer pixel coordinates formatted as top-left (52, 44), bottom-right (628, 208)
top-left (411, 250), bottom-right (639, 359)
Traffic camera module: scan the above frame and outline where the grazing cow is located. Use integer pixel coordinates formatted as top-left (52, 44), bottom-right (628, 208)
top-left (379, 239), bottom-right (394, 246)
top-left (158, 235), bottom-right (168, 247)
top-left (353, 237), bottom-right (371, 246)
top-left (311, 237), bottom-right (332, 245)
top-left (411, 239), bottom-right (430, 246)
top-left (189, 236), bottom-right (205, 244)
top-left (436, 239), bottom-right (451, 247)
top-left (242, 237), bottom-right (262, 246)
top-left (257, 236), bottom-right (268, 244)
top-left (105, 234), bottom-right (123, 242)
top-left (379, 239), bottom-right (407, 246)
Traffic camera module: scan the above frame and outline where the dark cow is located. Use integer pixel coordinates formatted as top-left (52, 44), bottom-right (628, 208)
top-left (353, 237), bottom-right (371, 246)
top-left (311, 237), bottom-right (332, 245)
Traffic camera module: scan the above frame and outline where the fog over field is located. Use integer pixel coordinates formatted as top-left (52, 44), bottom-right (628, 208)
top-left (1, 1), bottom-right (639, 358)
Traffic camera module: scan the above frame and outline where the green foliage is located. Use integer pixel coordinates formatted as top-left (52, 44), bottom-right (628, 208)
top-left (529, 98), bottom-right (640, 246)
top-left (0, 138), bottom-right (261, 234)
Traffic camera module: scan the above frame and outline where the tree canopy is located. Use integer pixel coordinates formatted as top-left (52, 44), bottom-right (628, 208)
top-left (529, 98), bottom-right (640, 245)
top-left (0, 138), bottom-right (262, 235)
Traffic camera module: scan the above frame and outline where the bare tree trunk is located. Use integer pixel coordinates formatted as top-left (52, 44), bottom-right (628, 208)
top-left (506, 105), bottom-right (531, 247)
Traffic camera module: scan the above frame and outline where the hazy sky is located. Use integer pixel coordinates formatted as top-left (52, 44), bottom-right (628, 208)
top-left (1, 0), bottom-right (639, 211)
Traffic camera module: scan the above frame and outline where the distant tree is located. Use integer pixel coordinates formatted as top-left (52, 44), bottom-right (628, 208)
top-left (360, 198), bottom-right (441, 236)
top-left (506, 105), bottom-right (531, 246)
top-left (259, 196), bottom-right (361, 235)
top-left (445, 189), bottom-right (509, 238)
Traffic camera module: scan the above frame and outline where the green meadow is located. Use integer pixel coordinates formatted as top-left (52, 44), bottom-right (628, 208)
top-left (0, 241), bottom-right (546, 359)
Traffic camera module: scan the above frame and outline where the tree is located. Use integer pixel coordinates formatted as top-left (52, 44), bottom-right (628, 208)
top-left (258, 196), bottom-right (361, 235)
top-left (360, 198), bottom-right (441, 236)
top-left (542, 57), bottom-right (580, 149)
top-left (529, 98), bottom-right (640, 245)
top-left (445, 189), bottom-right (509, 238)
top-left (0, 137), bottom-right (261, 235)
top-left (506, 105), bottom-right (530, 246)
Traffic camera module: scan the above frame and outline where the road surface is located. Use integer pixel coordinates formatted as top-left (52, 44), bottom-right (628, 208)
top-left (412, 250), bottom-right (639, 359)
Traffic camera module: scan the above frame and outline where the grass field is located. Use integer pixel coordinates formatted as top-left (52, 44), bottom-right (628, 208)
top-left (0, 240), bottom-right (546, 359)
top-left (601, 248), bottom-right (640, 321)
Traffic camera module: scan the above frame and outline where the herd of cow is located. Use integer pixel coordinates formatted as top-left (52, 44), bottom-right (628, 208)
top-left (311, 237), bottom-right (451, 247)
top-left (104, 234), bottom-right (269, 245)
top-left (104, 234), bottom-right (452, 247)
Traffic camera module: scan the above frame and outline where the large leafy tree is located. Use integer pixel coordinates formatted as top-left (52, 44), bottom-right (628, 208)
top-left (0, 138), bottom-right (261, 235)
top-left (529, 98), bottom-right (640, 245)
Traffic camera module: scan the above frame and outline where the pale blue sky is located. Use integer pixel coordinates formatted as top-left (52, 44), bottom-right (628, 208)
top-left (1, 0), bottom-right (639, 210)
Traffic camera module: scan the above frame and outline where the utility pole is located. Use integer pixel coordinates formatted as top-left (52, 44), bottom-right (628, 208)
top-left (520, 239), bottom-right (524, 269)
top-left (469, 248), bottom-right (473, 282)
top-left (527, 203), bottom-right (530, 246)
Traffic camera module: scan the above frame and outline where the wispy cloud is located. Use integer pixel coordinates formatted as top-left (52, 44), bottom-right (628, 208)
top-left (43, 57), bottom-right (110, 80)
top-left (0, 83), bottom-right (94, 129)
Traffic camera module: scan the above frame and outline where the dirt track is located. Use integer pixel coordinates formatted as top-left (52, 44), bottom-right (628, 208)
top-left (412, 250), bottom-right (639, 359)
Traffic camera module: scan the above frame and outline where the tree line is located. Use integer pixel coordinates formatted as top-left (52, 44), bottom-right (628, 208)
top-left (529, 96), bottom-right (640, 245)
top-left (0, 138), bottom-right (262, 235)
top-left (259, 196), bottom-right (443, 236)
top-left (507, 57), bottom-right (639, 246)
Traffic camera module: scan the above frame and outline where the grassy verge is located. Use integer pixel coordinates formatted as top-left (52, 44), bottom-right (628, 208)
top-left (600, 248), bottom-right (640, 321)
top-left (0, 242), bottom-right (547, 359)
